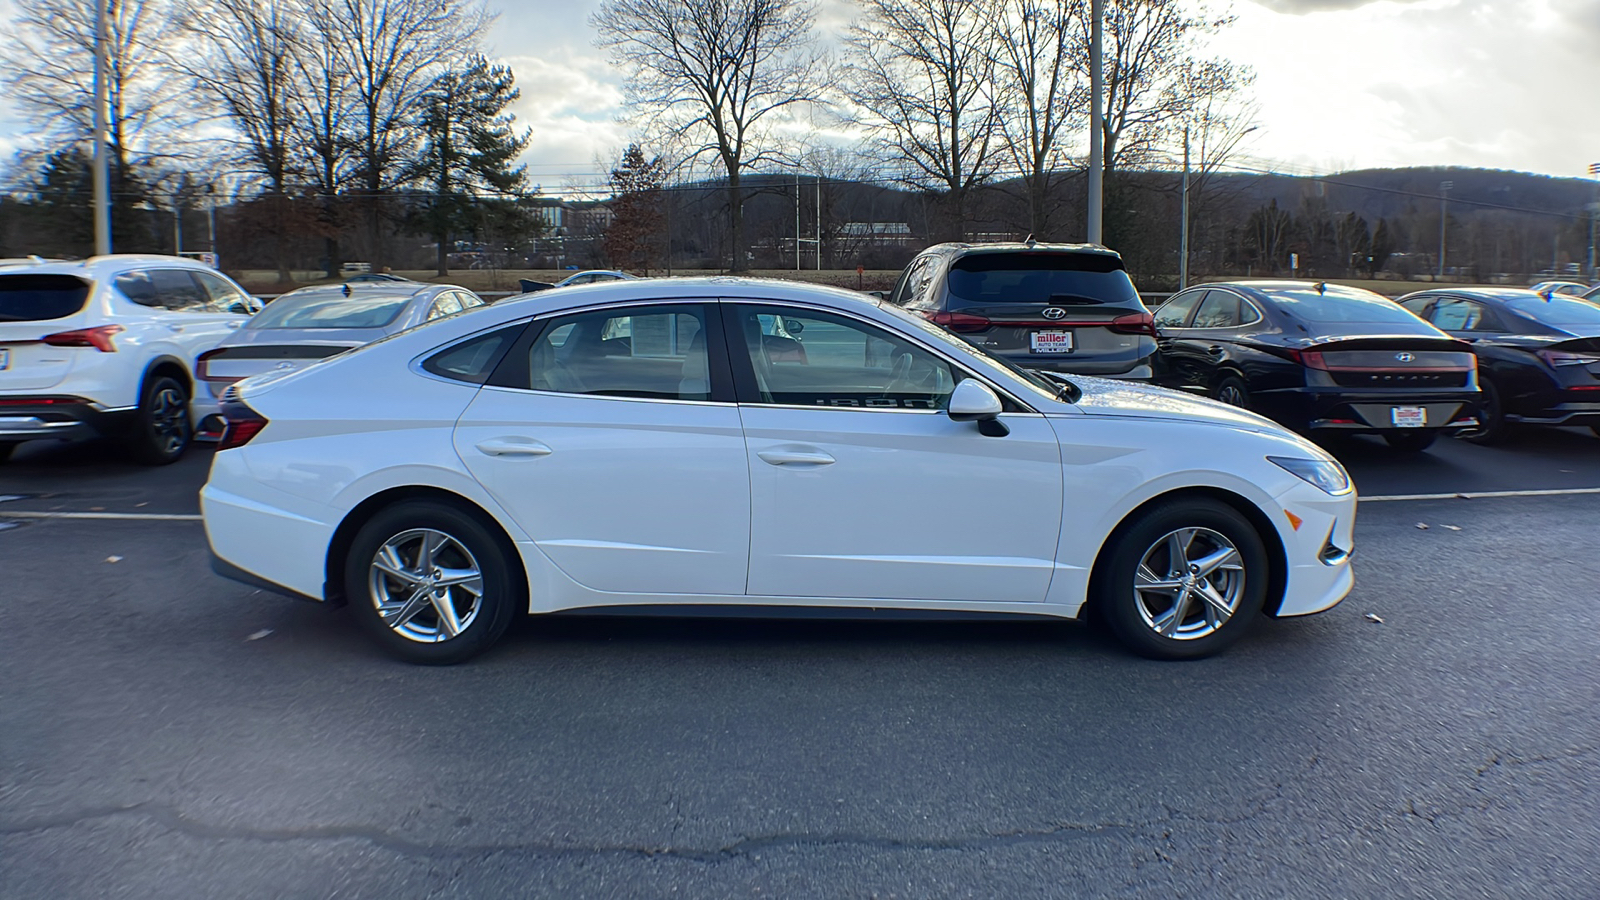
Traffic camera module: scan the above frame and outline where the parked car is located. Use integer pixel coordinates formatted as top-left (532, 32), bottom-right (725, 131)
top-left (343, 272), bottom-right (412, 283)
top-left (1528, 281), bottom-right (1592, 297)
top-left (1581, 284), bottom-right (1600, 302)
top-left (196, 282), bottom-right (487, 399)
top-left (1151, 280), bottom-right (1479, 453)
top-left (204, 277), bottom-right (1355, 664)
top-left (0, 254), bottom-right (259, 464)
top-left (885, 242), bottom-right (1156, 379)
top-left (518, 270), bottom-right (638, 294)
top-left (1396, 287), bottom-right (1600, 442)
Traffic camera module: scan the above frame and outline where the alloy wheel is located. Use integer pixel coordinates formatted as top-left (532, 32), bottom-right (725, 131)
top-left (1132, 527), bottom-right (1246, 640)
top-left (367, 528), bottom-right (484, 643)
top-left (149, 386), bottom-right (189, 454)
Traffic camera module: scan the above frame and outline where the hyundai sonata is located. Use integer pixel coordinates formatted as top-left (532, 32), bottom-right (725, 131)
top-left (203, 278), bottom-right (1356, 663)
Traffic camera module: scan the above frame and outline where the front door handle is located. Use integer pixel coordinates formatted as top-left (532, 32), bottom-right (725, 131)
top-left (475, 438), bottom-right (552, 458)
top-left (1207, 345), bottom-right (1224, 355)
top-left (757, 448), bottom-right (835, 466)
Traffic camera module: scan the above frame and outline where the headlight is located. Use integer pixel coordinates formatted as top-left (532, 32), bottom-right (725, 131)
top-left (1268, 456), bottom-right (1352, 495)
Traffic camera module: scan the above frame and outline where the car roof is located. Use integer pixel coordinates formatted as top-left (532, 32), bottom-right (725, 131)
top-left (1398, 286), bottom-right (1560, 304)
top-left (498, 276), bottom-right (878, 316)
top-left (0, 254), bottom-right (222, 279)
top-left (1198, 279), bottom-right (1387, 301)
top-left (275, 282), bottom-right (447, 302)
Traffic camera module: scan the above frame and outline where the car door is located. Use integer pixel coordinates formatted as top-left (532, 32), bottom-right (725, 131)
top-left (148, 268), bottom-right (250, 360)
top-left (1173, 289), bottom-right (1249, 388)
top-left (725, 301), bottom-right (1064, 603)
top-left (453, 301), bottom-right (751, 596)
top-left (1151, 288), bottom-right (1207, 390)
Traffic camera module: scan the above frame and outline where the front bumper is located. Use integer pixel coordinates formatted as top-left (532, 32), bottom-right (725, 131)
top-left (1268, 479), bottom-right (1357, 618)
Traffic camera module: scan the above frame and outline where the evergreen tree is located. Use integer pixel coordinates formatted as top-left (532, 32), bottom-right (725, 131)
top-left (604, 144), bottom-right (666, 274)
top-left (1371, 217), bottom-right (1395, 274)
top-left (414, 56), bottom-right (531, 275)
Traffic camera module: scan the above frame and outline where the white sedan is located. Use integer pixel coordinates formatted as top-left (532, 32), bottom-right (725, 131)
top-left (202, 278), bottom-right (1356, 663)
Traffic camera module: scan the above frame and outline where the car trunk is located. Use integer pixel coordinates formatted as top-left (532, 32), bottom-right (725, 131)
top-left (0, 274), bottom-right (93, 393)
top-left (1542, 336), bottom-right (1600, 393)
top-left (1301, 336), bottom-right (1476, 390)
top-left (197, 334), bottom-right (371, 396)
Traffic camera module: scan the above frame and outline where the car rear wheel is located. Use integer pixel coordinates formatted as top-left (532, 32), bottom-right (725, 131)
top-left (1457, 378), bottom-right (1510, 445)
top-left (1211, 374), bottom-right (1251, 410)
top-left (344, 500), bottom-right (517, 664)
top-left (1383, 430), bottom-right (1438, 453)
top-left (1093, 499), bottom-right (1268, 660)
top-left (127, 375), bottom-right (192, 465)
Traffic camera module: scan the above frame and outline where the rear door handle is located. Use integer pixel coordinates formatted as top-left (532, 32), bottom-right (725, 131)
top-left (475, 438), bottom-right (552, 458)
top-left (757, 448), bottom-right (835, 466)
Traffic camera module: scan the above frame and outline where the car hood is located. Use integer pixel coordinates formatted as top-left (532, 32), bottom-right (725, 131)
top-left (1062, 375), bottom-right (1288, 434)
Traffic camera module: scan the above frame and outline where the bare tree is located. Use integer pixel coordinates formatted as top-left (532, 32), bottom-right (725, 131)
top-left (314, 0), bottom-right (490, 267)
top-left (842, 0), bottom-right (1002, 241)
top-left (993, 0), bottom-right (1086, 239)
top-left (1174, 60), bottom-right (1256, 277)
top-left (593, 0), bottom-right (826, 272)
top-left (0, 0), bottom-right (186, 166)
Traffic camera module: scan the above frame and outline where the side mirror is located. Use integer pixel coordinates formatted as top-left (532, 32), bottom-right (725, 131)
top-left (947, 379), bottom-right (1008, 436)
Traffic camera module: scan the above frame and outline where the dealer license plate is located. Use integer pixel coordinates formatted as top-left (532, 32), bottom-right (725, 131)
top-left (1391, 406), bottom-right (1426, 428)
top-left (1030, 331), bottom-right (1073, 353)
top-left (0, 348), bottom-right (9, 371)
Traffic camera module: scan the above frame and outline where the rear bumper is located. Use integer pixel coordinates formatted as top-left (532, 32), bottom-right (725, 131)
top-left (1250, 387), bottom-right (1479, 434)
top-left (1508, 401), bottom-right (1600, 427)
top-left (0, 397), bottom-right (135, 441)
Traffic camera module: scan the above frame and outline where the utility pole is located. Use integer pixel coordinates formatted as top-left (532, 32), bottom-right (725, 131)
top-left (91, 0), bottom-right (111, 256)
top-left (1087, 0), bottom-right (1103, 245)
top-left (795, 173), bottom-right (801, 271)
top-left (1437, 180), bottom-right (1452, 279)
top-left (816, 176), bottom-right (822, 271)
top-left (1179, 126), bottom-right (1190, 289)
top-left (1588, 162), bottom-right (1599, 281)
top-left (173, 201), bottom-right (182, 254)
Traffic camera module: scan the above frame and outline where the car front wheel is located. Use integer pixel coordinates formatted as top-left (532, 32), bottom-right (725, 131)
top-left (1094, 499), bottom-right (1269, 660)
top-left (344, 500), bottom-right (518, 664)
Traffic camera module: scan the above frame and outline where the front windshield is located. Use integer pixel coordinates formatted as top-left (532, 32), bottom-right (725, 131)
top-left (877, 301), bottom-right (1067, 403)
top-left (250, 292), bottom-right (414, 329)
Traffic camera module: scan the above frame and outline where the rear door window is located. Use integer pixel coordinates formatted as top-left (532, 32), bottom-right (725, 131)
top-left (1191, 291), bottom-right (1243, 328)
top-left (148, 269), bottom-right (210, 312)
top-left (0, 273), bottom-right (91, 321)
top-left (944, 253), bottom-right (1139, 309)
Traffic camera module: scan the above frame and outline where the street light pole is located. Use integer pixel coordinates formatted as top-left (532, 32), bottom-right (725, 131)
top-left (91, 0), bottom-right (111, 256)
top-left (1588, 162), bottom-right (1599, 281)
top-left (1087, 0), bottom-right (1103, 245)
top-left (1179, 125), bottom-right (1190, 289)
top-left (1437, 180), bottom-right (1452, 279)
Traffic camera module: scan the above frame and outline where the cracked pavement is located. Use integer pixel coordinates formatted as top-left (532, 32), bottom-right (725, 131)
top-left (3, 436), bottom-right (1599, 897)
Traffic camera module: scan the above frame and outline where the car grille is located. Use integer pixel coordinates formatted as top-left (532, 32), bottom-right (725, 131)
top-left (1330, 371), bottom-right (1469, 389)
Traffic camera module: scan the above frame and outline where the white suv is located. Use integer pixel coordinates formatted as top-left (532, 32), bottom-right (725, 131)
top-left (0, 255), bottom-right (259, 464)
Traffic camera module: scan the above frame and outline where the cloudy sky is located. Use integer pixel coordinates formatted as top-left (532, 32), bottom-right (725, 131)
top-left (487, 0), bottom-right (1600, 189)
top-left (3, 0), bottom-right (1597, 186)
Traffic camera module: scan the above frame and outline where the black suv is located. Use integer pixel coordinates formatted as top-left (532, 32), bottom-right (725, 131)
top-left (885, 242), bottom-right (1156, 379)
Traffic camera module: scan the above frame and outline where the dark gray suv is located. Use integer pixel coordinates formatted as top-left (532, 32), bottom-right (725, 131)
top-left (886, 242), bottom-right (1156, 379)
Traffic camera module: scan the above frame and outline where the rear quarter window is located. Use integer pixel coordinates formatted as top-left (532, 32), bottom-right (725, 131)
top-left (0, 273), bottom-right (91, 321)
top-left (944, 253), bottom-right (1140, 308)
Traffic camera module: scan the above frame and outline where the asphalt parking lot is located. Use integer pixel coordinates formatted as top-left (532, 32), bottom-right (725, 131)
top-left (3, 432), bottom-right (1599, 898)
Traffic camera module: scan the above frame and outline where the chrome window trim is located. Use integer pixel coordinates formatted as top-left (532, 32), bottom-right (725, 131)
top-left (478, 383), bottom-right (731, 407)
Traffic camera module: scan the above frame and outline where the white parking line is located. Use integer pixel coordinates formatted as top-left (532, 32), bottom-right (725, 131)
top-left (1360, 486), bottom-right (1600, 503)
top-left (0, 511), bottom-right (203, 521)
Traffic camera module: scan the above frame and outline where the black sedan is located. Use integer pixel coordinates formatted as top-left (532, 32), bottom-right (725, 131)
top-left (1396, 287), bottom-right (1600, 443)
top-left (1152, 281), bottom-right (1479, 452)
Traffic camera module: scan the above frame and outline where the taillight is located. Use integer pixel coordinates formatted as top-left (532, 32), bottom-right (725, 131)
top-left (217, 398), bottom-right (268, 451)
top-left (1540, 350), bottom-right (1600, 367)
top-left (195, 348), bottom-right (239, 383)
top-left (926, 310), bottom-right (992, 334)
top-left (1109, 311), bottom-right (1156, 337)
top-left (1293, 350), bottom-right (1329, 370)
top-left (42, 324), bottom-right (124, 352)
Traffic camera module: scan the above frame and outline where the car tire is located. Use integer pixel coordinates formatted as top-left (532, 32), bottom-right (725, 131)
top-left (127, 375), bottom-right (192, 465)
top-left (1383, 430), bottom-right (1438, 453)
top-left (1457, 378), bottom-right (1510, 445)
top-left (343, 500), bottom-right (518, 665)
top-left (1093, 498), bottom-right (1269, 661)
top-left (1211, 374), bottom-right (1251, 410)
top-left (0, 441), bottom-right (17, 464)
